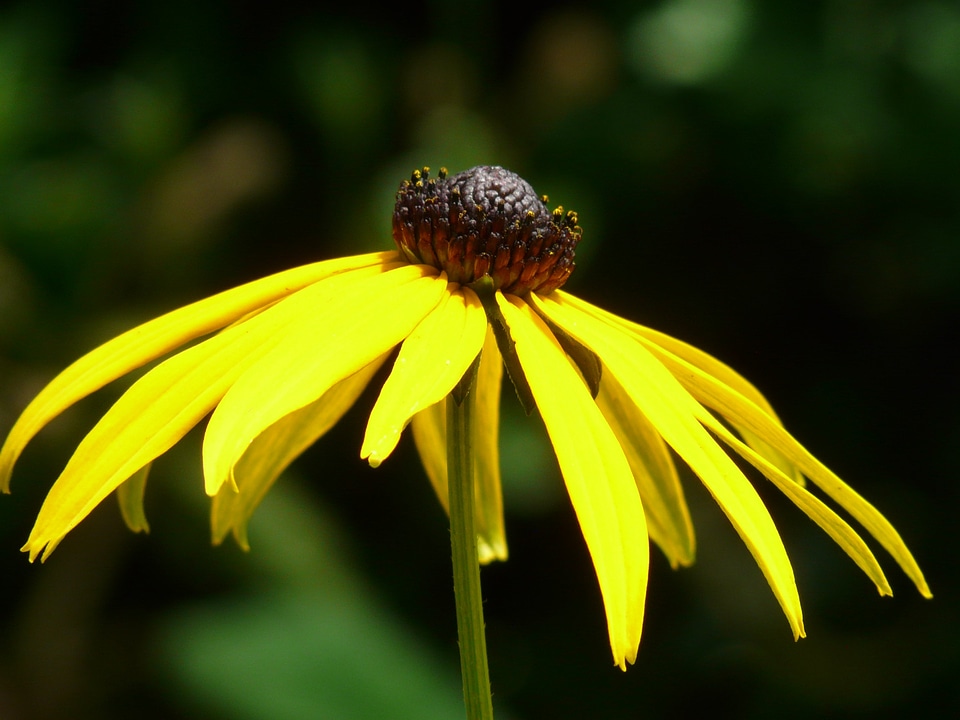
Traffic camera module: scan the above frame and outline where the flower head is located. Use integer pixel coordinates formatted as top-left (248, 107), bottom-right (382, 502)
top-left (392, 165), bottom-right (580, 294)
top-left (0, 165), bottom-right (930, 670)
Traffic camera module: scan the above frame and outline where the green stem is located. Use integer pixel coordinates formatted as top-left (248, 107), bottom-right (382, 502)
top-left (448, 370), bottom-right (494, 720)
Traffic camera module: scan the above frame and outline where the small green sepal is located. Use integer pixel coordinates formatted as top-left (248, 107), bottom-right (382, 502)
top-left (470, 276), bottom-right (537, 415)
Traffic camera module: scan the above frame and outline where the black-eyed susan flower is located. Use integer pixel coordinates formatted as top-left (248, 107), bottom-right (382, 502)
top-left (0, 165), bottom-right (930, 677)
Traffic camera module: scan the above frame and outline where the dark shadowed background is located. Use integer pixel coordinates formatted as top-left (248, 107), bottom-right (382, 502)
top-left (0, 1), bottom-right (956, 718)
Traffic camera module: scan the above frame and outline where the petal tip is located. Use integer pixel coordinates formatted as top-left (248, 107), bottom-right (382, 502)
top-left (204, 469), bottom-right (238, 497)
top-left (22, 536), bottom-right (59, 563)
top-left (477, 538), bottom-right (508, 564)
top-left (231, 525), bottom-right (252, 552)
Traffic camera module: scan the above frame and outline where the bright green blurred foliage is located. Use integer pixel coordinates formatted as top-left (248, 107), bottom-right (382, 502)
top-left (0, 1), bottom-right (956, 718)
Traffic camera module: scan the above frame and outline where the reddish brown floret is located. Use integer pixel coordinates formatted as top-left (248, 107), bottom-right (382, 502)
top-left (392, 165), bottom-right (581, 295)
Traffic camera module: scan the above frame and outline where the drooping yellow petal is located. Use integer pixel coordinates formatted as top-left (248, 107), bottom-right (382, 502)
top-left (498, 293), bottom-right (649, 669)
top-left (473, 328), bottom-right (506, 562)
top-left (0, 251), bottom-right (399, 492)
top-left (202, 265), bottom-right (448, 497)
top-left (361, 286), bottom-right (486, 467)
top-left (630, 333), bottom-right (933, 599)
top-left (23, 327), bottom-right (261, 561)
top-left (116, 463), bottom-right (151, 534)
top-left (410, 327), bottom-right (507, 563)
top-left (411, 401), bottom-right (445, 503)
top-left (22, 263), bottom-right (396, 561)
top-left (555, 290), bottom-right (804, 485)
top-left (212, 355), bottom-right (388, 549)
top-left (703, 417), bottom-right (893, 596)
top-left (596, 374), bottom-right (695, 569)
top-left (533, 292), bottom-right (805, 640)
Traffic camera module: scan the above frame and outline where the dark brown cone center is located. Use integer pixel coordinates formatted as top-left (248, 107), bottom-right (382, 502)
top-left (392, 165), bottom-right (580, 295)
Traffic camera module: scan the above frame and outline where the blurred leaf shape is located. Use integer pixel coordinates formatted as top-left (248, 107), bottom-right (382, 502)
top-left (154, 478), bottom-right (476, 720)
top-left (628, 0), bottom-right (750, 85)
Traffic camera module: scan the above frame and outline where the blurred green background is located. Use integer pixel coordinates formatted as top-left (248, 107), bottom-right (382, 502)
top-left (0, 0), bottom-right (956, 718)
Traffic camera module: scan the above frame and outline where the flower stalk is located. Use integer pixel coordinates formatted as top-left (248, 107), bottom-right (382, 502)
top-left (448, 358), bottom-right (494, 720)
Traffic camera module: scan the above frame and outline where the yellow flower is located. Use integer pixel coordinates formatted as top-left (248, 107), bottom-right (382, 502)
top-left (0, 166), bottom-right (930, 671)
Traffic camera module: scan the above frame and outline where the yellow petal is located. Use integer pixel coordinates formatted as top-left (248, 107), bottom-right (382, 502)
top-left (498, 293), bottom-right (649, 669)
top-left (212, 355), bottom-right (387, 549)
top-left (630, 331), bottom-right (933, 599)
top-left (411, 401), bottom-right (446, 505)
top-left (704, 417), bottom-right (893, 596)
top-left (556, 290), bottom-right (804, 485)
top-left (23, 333), bottom-right (253, 560)
top-left (202, 265), bottom-right (447, 497)
top-left (22, 262), bottom-right (396, 560)
top-left (410, 327), bottom-right (508, 563)
top-left (0, 250), bottom-right (399, 492)
top-left (533, 292), bottom-right (805, 641)
top-left (116, 463), bottom-right (151, 534)
top-left (473, 327), bottom-right (507, 562)
top-left (596, 374), bottom-right (695, 569)
top-left (362, 286), bottom-right (486, 467)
